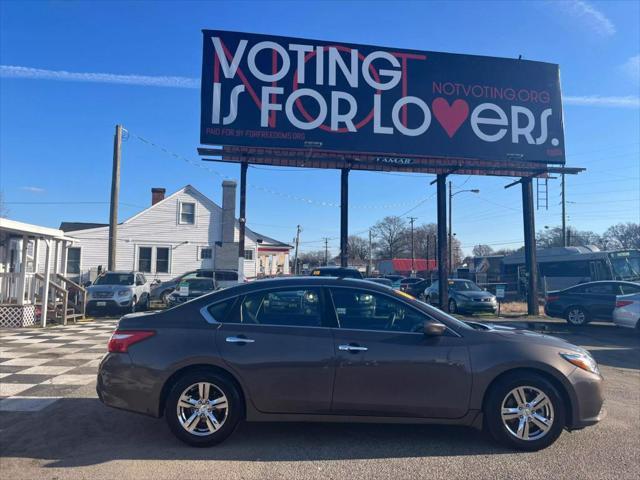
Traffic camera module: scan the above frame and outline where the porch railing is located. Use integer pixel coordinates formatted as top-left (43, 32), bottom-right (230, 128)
top-left (0, 272), bottom-right (36, 304)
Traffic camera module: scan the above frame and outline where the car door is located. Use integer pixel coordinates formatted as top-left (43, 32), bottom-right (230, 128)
top-left (328, 287), bottom-right (472, 419)
top-left (214, 286), bottom-right (336, 414)
top-left (583, 283), bottom-right (618, 319)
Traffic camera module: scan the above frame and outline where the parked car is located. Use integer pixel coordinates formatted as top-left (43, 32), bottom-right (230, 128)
top-left (166, 277), bottom-right (217, 308)
top-left (544, 281), bottom-right (640, 326)
top-left (425, 279), bottom-right (497, 314)
top-left (310, 266), bottom-right (363, 279)
top-left (399, 277), bottom-right (429, 299)
top-left (98, 277), bottom-right (603, 451)
top-left (151, 269), bottom-right (239, 303)
top-left (612, 293), bottom-right (640, 330)
top-left (383, 274), bottom-right (406, 289)
top-left (86, 271), bottom-right (150, 315)
top-left (365, 277), bottom-right (393, 287)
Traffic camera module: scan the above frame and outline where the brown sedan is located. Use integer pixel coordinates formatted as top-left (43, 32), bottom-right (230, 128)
top-left (97, 277), bottom-right (604, 451)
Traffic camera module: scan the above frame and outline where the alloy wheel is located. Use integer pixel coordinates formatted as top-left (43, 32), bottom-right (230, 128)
top-left (567, 307), bottom-right (587, 325)
top-left (500, 386), bottom-right (554, 441)
top-left (176, 382), bottom-right (229, 436)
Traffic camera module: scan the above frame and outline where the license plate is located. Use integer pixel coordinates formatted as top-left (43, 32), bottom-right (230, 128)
top-left (96, 301), bottom-right (106, 307)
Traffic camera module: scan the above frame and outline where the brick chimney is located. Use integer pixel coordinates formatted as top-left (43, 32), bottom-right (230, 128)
top-left (151, 187), bottom-right (166, 205)
top-left (221, 180), bottom-right (237, 243)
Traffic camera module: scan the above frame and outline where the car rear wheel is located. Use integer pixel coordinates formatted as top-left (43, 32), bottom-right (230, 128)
top-left (565, 306), bottom-right (589, 326)
top-left (485, 372), bottom-right (565, 451)
top-left (165, 371), bottom-right (241, 447)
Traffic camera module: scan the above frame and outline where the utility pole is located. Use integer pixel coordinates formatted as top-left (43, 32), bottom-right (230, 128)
top-left (293, 225), bottom-right (301, 275)
top-left (368, 229), bottom-right (373, 276)
top-left (448, 181), bottom-right (453, 276)
top-left (408, 216), bottom-right (417, 276)
top-left (108, 124), bottom-right (123, 271)
top-left (561, 173), bottom-right (566, 247)
top-left (323, 238), bottom-right (330, 266)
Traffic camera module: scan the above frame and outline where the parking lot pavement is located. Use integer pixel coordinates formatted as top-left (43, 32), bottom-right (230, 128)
top-left (0, 320), bottom-right (638, 480)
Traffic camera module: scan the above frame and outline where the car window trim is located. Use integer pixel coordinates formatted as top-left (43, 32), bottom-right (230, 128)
top-left (326, 285), bottom-right (461, 337)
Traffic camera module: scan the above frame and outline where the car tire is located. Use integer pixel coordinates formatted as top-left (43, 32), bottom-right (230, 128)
top-left (565, 306), bottom-right (589, 326)
top-left (484, 372), bottom-right (565, 451)
top-left (165, 370), bottom-right (242, 447)
top-left (448, 299), bottom-right (458, 314)
top-left (130, 296), bottom-right (137, 314)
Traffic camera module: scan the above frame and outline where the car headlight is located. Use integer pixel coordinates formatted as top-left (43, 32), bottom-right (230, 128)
top-left (560, 352), bottom-right (600, 375)
top-left (117, 289), bottom-right (131, 296)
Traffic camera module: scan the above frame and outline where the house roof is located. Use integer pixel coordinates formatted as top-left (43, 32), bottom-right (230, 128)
top-left (60, 222), bottom-right (109, 232)
top-left (1, 218), bottom-right (75, 241)
top-left (59, 185), bottom-right (291, 248)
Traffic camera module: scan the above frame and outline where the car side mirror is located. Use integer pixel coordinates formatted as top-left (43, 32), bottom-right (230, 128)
top-left (423, 321), bottom-right (446, 337)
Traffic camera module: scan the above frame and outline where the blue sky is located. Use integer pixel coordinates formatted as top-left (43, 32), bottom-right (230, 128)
top-left (1, 0), bottom-right (638, 255)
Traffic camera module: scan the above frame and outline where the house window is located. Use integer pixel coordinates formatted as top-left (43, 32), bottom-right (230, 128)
top-left (201, 248), bottom-right (212, 260)
top-left (244, 249), bottom-right (254, 260)
top-left (138, 247), bottom-right (152, 273)
top-left (156, 247), bottom-right (170, 273)
top-left (67, 248), bottom-right (81, 274)
top-left (179, 202), bottom-right (195, 224)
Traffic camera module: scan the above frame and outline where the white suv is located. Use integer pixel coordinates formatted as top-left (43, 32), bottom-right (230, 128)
top-left (86, 271), bottom-right (151, 315)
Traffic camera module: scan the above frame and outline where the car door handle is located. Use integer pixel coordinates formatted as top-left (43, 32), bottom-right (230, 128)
top-left (226, 336), bottom-right (255, 344)
top-left (338, 344), bottom-right (368, 352)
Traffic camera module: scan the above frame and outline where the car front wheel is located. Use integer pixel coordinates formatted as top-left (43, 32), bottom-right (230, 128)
top-left (485, 372), bottom-right (565, 451)
top-left (565, 306), bottom-right (589, 326)
top-left (165, 371), bottom-right (242, 447)
top-left (448, 299), bottom-right (458, 314)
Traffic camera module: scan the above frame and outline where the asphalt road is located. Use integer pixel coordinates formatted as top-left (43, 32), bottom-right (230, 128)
top-left (1, 320), bottom-right (639, 480)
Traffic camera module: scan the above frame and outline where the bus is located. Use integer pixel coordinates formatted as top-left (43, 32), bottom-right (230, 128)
top-left (473, 246), bottom-right (640, 295)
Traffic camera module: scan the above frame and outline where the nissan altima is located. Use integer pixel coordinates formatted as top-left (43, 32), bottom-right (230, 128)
top-left (97, 277), bottom-right (604, 451)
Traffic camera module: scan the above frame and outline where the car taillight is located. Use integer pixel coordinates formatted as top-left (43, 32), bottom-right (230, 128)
top-left (616, 300), bottom-right (634, 308)
top-left (107, 330), bottom-right (155, 353)
top-left (546, 295), bottom-right (560, 303)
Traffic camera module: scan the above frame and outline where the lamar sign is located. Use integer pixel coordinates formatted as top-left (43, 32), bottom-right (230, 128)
top-left (201, 30), bottom-right (565, 164)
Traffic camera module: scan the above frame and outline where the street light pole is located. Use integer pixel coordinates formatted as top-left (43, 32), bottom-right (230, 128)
top-left (449, 184), bottom-right (480, 276)
top-left (408, 216), bottom-right (417, 276)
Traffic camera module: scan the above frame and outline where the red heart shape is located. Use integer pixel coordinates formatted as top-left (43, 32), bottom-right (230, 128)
top-left (432, 98), bottom-right (469, 138)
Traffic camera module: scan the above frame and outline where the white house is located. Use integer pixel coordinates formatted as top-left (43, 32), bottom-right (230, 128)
top-left (53, 182), bottom-right (292, 283)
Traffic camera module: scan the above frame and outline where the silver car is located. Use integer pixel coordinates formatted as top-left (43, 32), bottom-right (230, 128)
top-left (612, 293), bottom-right (640, 330)
top-left (86, 271), bottom-right (150, 315)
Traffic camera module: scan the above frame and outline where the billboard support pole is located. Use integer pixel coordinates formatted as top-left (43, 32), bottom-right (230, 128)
top-left (521, 177), bottom-right (539, 315)
top-left (238, 161), bottom-right (248, 282)
top-left (340, 167), bottom-right (349, 268)
top-left (436, 174), bottom-right (449, 311)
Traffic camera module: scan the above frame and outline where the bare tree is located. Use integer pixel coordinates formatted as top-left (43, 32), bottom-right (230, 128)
top-left (537, 226), bottom-right (603, 248)
top-left (347, 235), bottom-right (369, 261)
top-left (297, 250), bottom-right (326, 268)
top-left (472, 244), bottom-right (494, 256)
top-left (371, 216), bottom-right (408, 259)
top-left (602, 223), bottom-right (640, 250)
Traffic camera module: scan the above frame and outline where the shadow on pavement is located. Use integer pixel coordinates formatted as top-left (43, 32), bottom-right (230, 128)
top-left (0, 398), bottom-right (513, 468)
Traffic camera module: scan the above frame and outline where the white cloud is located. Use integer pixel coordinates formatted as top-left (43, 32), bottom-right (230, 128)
top-left (2, 65), bottom-right (638, 108)
top-left (564, 95), bottom-right (640, 108)
top-left (556, 0), bottom-right (616, 37)
top-left (21, 186), bottom-right (46, 193)
top-left (0, 65), bottom-right (199, 89)
top-left (620, 54), bottom-right (640, 83)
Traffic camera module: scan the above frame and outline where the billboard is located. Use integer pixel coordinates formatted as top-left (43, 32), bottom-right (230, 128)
top-left (201, 30), bottom-right (565, 164)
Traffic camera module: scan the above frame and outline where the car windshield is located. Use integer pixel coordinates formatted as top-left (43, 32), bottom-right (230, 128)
top-left (94, 273), bottom-right (134, 286)
top-left (450, 280), bottom-right (482, 292)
